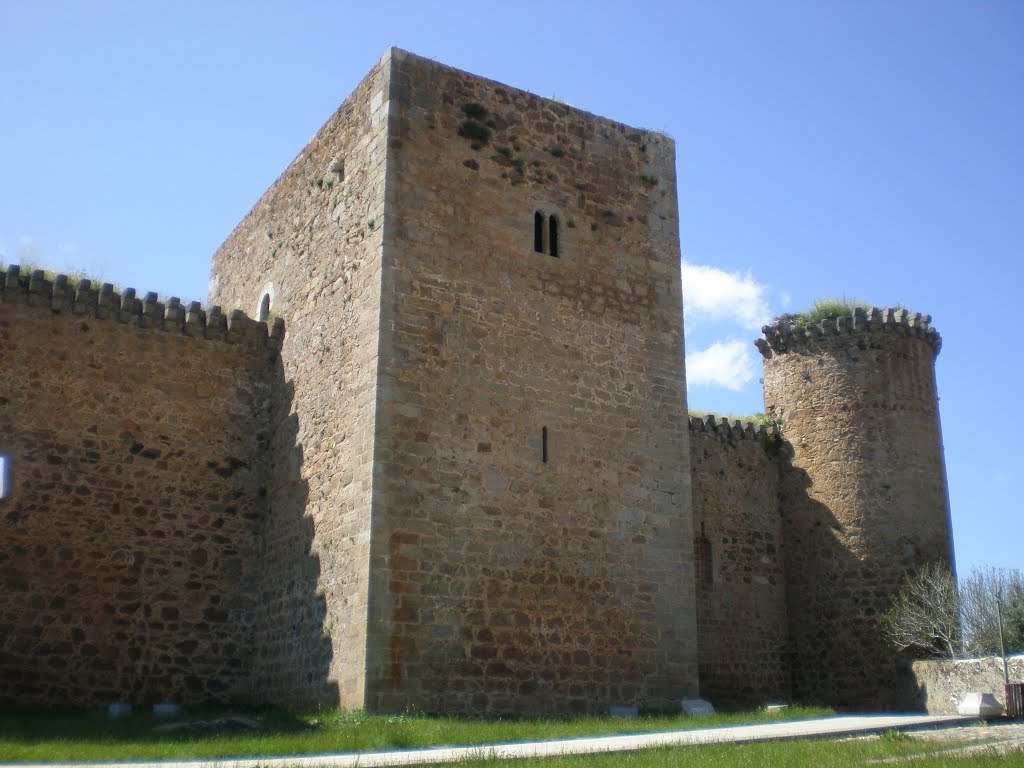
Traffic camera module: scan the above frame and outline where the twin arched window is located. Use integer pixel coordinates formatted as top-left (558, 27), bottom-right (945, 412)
top-left (534, 212), bottom-right (559, 258)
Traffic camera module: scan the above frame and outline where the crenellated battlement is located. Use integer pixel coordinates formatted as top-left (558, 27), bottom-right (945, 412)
top-left (754, 307), bottom-right (941, 359)
top-left (688, 413), bottom-right (779, 445)
top-left (1, 265), bottom-right (284, 353)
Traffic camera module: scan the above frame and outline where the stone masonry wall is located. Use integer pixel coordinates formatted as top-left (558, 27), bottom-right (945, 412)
top-left (0, 269), bottom-right (277, 707)
top-left (688, 417), bottom-right (792, 707)
top-left (912, 654), bottom-right (1024, 714)
top-left (208, 53), bottom-right (391, 708)
top-left (0, 50), bottom-right (960, 717)
top-left (366, 50), bottom-right (696, 715)
top-left (760, 309), bottom-right (953, 709)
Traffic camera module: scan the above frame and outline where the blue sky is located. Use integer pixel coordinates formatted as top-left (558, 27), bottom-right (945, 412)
top-left (2, 1), bottom-right (1021, 579)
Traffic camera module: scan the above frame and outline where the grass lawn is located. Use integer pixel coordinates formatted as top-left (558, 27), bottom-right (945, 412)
top-left (0, 706), bottom-right (839, 762)
top-left (439, 736), bottom-right (1023, 767)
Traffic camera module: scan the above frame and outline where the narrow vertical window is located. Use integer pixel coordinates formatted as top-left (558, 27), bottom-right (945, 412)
top-left (257, 294), bottom-right (271, 322)
top-left (534, 212), bottom-right (544, 253)
top-left (541, 427), bottom-right (548, 464)
top-left (549, 215), bottom-right (559, 258)
top-left (694, 523), bottom-right (713, 589)
top-left (0, 455), bottom-right (10, 499)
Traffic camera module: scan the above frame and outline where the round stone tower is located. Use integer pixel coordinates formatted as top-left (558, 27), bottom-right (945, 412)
top-left (756, 307), bottom-right (954, 709)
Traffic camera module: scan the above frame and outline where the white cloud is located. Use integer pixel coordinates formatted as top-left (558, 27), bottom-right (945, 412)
top-left (16, 234), bottom-right (43, 264)
top-left (681, 262), bottom-right (772, 331)
top-left (686, 339), bottom-right (757, 391)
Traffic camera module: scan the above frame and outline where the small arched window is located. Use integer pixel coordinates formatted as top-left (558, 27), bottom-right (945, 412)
top-left (0, 455), bottom-right (10, 499)
top-left (255, 281), bottom-right (277, 322)
top-left (533, 211), bottom-right (560, 257)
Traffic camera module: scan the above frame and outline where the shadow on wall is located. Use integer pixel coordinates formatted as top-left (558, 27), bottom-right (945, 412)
top-left (778, 444), bottom-right (921, 712)
top-left (690, 431), bottom-right (794, 709)
top-left (254, 360), bottom-right (339, 709)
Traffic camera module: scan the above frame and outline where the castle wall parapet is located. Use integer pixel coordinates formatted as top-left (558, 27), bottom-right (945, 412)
top-left (0, 263), bottom-right (283, 707)
top-left (1, 265), bottom-right (284, 352)
top-left (755, 307), bottom-right (941, 358)
top-left (688, 413), bottom-right (779, 445)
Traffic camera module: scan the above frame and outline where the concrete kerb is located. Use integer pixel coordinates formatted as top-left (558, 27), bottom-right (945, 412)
top-left (1, 714), bottom-right (978, 768)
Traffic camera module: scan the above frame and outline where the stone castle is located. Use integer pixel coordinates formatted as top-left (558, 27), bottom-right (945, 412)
top-left (0, 49), bottom-right (954, 714)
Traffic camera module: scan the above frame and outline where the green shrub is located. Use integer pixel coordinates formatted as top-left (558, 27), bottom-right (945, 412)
top-left (457, 120), bottom-right (491, 146)
top-left (461, 102), bottom-right (487, 120)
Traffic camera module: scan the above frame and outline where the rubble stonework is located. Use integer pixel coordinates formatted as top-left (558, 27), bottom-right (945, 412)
top-left (0, 49), bottom-right (953, 714)
top-left (912, 655), bottom-right (1024, 714)
top-left (211, 48), bottom-right (696, 716)
top-left (761, 311), bottom-right (953, 709)
top-left (0, 267), bottom-right (280, 706)
top-left (688, 420), bottom-right (792, 707)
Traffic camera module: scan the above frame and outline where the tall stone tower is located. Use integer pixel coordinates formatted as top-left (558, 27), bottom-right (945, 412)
top-left (757, 308), bottom-right (954, 708)
top-left (209, 49), bottom-right (696, 714)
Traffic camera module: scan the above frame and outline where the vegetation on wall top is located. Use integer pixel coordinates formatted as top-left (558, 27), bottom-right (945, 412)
top-left (688, 410), bottom-right (777, 428)
top-left (0, 260), bottom-right (120, 293)
top-left (776, 298), bottom-right (877, 327)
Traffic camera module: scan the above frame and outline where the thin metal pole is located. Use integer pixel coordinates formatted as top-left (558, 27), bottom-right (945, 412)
top-left (996, 587), bottom-right (1009, 686)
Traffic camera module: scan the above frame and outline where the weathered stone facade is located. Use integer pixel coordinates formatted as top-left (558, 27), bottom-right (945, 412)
top-left (0, 271), bottom-right (280, 706)
top-left (211, 49), bottom-right (695, 716)
top-left (912, 655), bottom-right (1024, 714)
top-left (758, 309), bottom-right (953, 709)
top-left (0, 50), bottom-right (954, 714)
top-left (686, 311), bottom-right (952, 711)
top-left (208, 52), bottom-right (390, 711)
top-left (689, 419), bottom-right (792, 707)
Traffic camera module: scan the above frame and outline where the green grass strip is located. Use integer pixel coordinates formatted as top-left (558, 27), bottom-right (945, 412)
top-left (0, 706), bottom-right (831, 762)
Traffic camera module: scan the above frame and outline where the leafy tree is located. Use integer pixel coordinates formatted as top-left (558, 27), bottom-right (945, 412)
top-left (881, 563), bottom-right (962, 658)
top-left (959, 566), bottom-right (1024, 655)
top-left (1006, 596), bottom-right (1024, 652)
top-left (882, 563), bottom-right (1024, 658)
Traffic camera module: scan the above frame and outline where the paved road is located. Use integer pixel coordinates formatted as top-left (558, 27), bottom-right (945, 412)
top-left (3, 714), bottom-right (978, 768)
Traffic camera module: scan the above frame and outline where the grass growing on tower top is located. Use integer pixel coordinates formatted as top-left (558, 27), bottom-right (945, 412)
top-left (787, 297), bottom-right (874, 326)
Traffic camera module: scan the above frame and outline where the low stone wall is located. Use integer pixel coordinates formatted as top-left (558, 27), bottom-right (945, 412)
top-left (912, 654), bottom-right (1024, 714)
